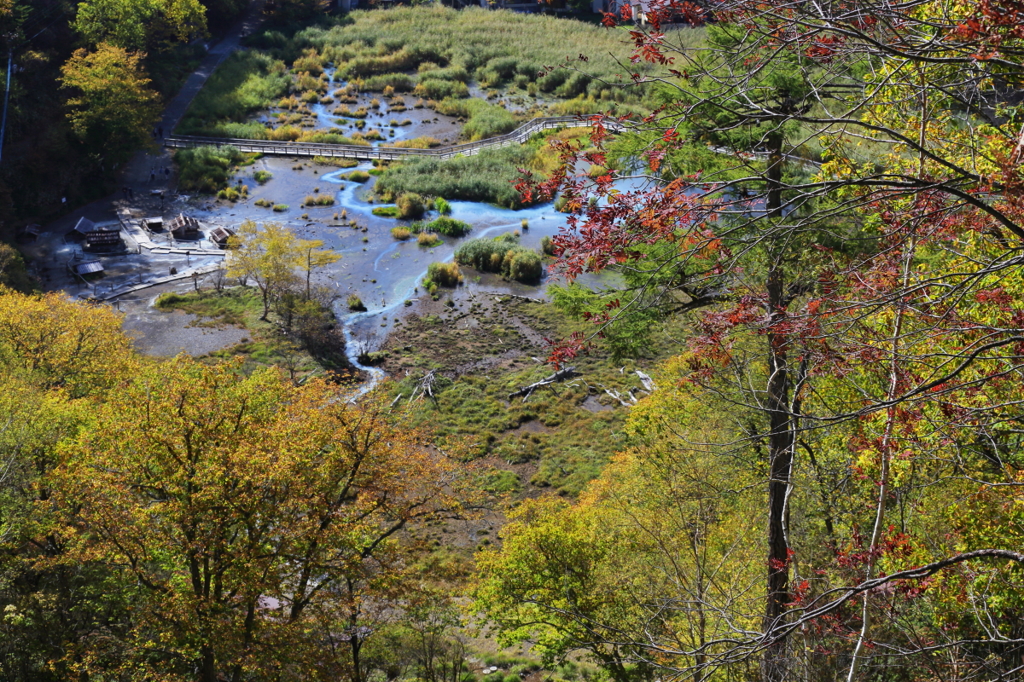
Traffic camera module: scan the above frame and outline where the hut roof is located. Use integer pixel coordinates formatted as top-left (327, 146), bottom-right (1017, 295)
top-left (167, 213), bottom-right (200, 231)
top-left (72, 217), bottom-right (96, 234)
top-left (74, 261), bottom-right (104, 275)
top-left (208, 226), bottom-right (234, 244)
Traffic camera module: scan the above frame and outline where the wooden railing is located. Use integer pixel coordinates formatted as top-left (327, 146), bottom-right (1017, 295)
top-left (164, 115), bottom-right (626, 160)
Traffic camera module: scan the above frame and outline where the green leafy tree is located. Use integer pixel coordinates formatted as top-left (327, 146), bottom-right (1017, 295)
top-left (73, 0), bottom-right (207, 51)
top-left (59, 43), bottom-right (161, 164)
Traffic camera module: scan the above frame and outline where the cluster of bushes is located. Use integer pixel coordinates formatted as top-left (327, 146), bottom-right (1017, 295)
top-left (454, 233), bottom-right (543, 284)
top-left (175, 146), bottom-right (248, 193)
top-left (253, 170), bottom-right (272, 184)
top-left (303, 194), bottom-right (335, 206)
top-left (359, 73), bottom-right (415, 92)
top-left (376, 147), bottom-right (534, 209)
top-left (346, 170), bottom-right (371, 183)
top-left (391, 226), bottom-right (411, 240)
top-left (218, 183), bottom-right (249, 202)
top-left (423, 261), bottom-right (463, 294)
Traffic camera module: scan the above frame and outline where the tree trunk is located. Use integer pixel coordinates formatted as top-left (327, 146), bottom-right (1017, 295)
top-left (200, 644), bottom-right (217, 682)
top-left (761, 130), bottom-right (794, 682)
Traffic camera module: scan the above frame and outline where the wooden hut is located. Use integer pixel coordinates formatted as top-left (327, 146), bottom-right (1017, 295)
top-left (144, 216), bottom-right (164, 231)
top-left (73, 217), bottom-right (122, 249)
top-left (167, 213), bottom-right (201, 240)
top-left (207, 226), bottom-right (235, 247)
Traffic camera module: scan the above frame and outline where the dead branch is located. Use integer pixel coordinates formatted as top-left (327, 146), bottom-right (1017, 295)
top-left (508, 366), bottom-right (578, 401)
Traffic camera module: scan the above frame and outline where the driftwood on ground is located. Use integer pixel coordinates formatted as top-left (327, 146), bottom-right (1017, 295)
top-left (508, 366), bottom-right (578, 401)
top-left (408, 370), bottom-right (438, 405)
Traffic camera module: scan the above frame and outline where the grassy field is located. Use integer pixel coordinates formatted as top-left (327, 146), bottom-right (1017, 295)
top-left (375, 127), bottom-right (592, 208)
top-left (293, 6), bottom-right (649, 106)
top-left (180, 6), bottom-right (661, 142)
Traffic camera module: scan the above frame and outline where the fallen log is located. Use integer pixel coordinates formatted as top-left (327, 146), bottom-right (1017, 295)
top-left (508, 366), bottom-right (578, 401)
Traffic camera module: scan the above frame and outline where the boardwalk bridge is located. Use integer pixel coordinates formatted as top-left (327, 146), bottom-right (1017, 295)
top-left (164, 115), bottom-right (627, 161)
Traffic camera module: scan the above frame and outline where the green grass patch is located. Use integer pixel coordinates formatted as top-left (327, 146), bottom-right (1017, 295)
top-left (313, 156), bottom-right (359, 167)
top-left (423, 216), bottom-right (470, 237)
top-left (154, 288), bottom-right (261, 327)
top-left (434, 97), bottom-right (516, 140)
top-left (372, 206), bottom-right (399, 217)
top-left (346, 170), bottom-right (371, 183)
top-left (376, 146), bottom-right (534, 209)
top-left (179, 51), bottom-right (291, 135)
top-left (253, 170), bottom-right (272, 184)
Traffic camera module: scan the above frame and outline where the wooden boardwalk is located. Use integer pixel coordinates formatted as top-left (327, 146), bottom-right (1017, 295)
top-left (164, 115), bottom-right (627, 160)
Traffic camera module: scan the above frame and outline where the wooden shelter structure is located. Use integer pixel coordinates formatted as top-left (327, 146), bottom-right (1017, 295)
top-left (144, 216), bottom-right (164, 231)
top-left (207, 226), bottom-right (235, 247)
top-left (167, 213), bottom-right (201, 240)
top-left (73, 261), bottom-right (104, 276)
top-left (73, 217), bottom-right (122, 250)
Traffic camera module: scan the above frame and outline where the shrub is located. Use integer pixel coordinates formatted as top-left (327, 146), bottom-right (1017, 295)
top-left (434, 197), bottom-right (451, 215)
top-left (505, 248), bottom-right (542, 283)
top-left (541, 235), bottom-right (557, 255)
top-left (520, 218), bottom-right (528, 230)
top-left (454, 233), bottom-right (542, 283)
top-left (254, 198), bottom-right (273, 207)
top-left (347, 294), bottom-right (366, 311)
top-left (424, 261), bottom-right (462, 291)
top-left (346, 170), bottom-right (370, 183)
top-left (395, 192), bottom-right (426, 220)
top-left (175, 145), bottom-right (246, 193)
top-left (417, 232), bottom-right (442, 247)
top-left (391, 227), bottom-right (411, 240)
top-left (253, 170), bottom-right (272, 184)
top-left (424, 216), bottom-right (470, 237)
top-left (372, 206), bottom-right (399, 217)
top-left (272, 204), bottom-right (289, 212)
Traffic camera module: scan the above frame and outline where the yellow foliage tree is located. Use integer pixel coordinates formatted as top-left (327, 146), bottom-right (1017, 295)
top-left (53, 358), bottom-right (472, 682)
